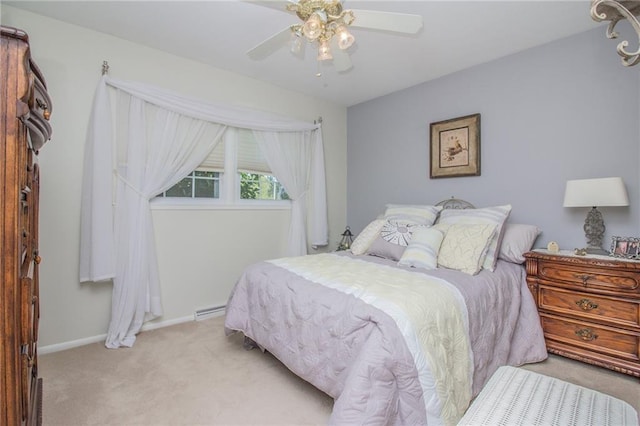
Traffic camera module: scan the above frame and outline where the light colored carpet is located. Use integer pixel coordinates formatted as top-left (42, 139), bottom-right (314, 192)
top-left (40, 315), bottom-right (639, 425)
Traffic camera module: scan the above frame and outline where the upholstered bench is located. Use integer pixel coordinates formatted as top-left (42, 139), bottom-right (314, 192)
top-left (458, 366), bottom-right (638, 425)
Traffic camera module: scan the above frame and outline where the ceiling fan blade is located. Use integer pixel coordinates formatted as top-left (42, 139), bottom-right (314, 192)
top-left (330, 38), bottom-right (353, 72)
top-left (349, 9), bottom-right (423, 34)
top-left (247, 27), bottom-right (293, 60)
top-left (242, 0), bottom-right (297, 13)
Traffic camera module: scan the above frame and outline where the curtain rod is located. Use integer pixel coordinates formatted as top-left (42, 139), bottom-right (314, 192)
top-left (99, 64), bottom-right (321, 129)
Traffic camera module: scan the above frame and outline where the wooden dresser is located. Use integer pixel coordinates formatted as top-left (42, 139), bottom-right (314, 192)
top-left (525, 250), bottom-right (640, 377)
top-left (1, 26), bottom-right (53, 426)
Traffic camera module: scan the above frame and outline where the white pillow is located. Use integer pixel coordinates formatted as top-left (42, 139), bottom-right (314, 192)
top-left (384, 204), bottom-right (442, 226)
top-left (437, 205), bottom-right (512, 271)
top-left (350, 219), bottom-right (386, 255)
top-left (398, 226), bottom-right (446, 270)
top-left (498, 223), bottom-right (541, 264)
top-left (437, 223), bottom-right (497, 275)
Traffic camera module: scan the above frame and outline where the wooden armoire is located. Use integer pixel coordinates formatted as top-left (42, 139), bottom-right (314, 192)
top-left (1, 25), bottom-right (52, 426)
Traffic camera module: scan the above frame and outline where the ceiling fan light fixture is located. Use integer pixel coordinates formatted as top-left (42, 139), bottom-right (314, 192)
top-left (303, 11), bottom-right (326, 41)
top-left (335, 24), bottom-right (355, 50)
top-left (317, 39), bottom-right (333, 61)
top-left (248, 1), bottom-right (423, 75)
top-left (290, 37), bottom-right (302, 56)
top-left (290, 33), bottom-right (304, 56)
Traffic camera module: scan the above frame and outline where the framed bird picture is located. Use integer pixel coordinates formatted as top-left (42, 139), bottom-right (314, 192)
top-left (430, 113), bottom-right (480, 178)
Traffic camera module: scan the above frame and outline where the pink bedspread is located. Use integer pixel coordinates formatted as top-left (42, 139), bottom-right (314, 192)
top-left (224, 253), bottom-right (547, 425)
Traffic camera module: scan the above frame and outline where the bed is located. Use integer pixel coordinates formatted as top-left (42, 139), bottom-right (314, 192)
top-left (224, 200), bottom-right (548, 425)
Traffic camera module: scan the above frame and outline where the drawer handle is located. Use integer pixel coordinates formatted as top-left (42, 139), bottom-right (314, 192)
top-left (574, 274), bottom-right (594, 286)
top-left (575, 328), bottom-right (598, 341)
top-left (575, 298), bottom-right (598, 311)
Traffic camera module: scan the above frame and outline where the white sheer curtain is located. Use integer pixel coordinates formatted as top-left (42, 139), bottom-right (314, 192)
top-left (254, 131), bottom-right (313, 256)
top-left (80, 76), bottom-right (328, 348)
top-left (108, 95), bottom-right (227, 348)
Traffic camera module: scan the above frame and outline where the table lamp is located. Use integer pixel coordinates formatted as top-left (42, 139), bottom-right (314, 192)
top-left (563, 177), bottom-right (629, 255)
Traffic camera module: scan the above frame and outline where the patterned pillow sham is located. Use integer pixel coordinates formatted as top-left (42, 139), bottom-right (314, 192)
top-left (350, 219), bottom-right (386, 255)
top-left (437, 204), bottom-right (512, 271)
top-left (437, 223), bottom-right (497, 275)
top-left (384, 204), bottom-right (442, 226)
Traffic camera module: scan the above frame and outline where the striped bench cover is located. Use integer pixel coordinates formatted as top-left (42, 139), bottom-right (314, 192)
top-left (458, 366), bottom-right (638, 425)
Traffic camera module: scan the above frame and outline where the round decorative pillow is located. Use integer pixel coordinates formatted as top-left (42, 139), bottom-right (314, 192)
top-left (380, 221), bottom-right (416, 246)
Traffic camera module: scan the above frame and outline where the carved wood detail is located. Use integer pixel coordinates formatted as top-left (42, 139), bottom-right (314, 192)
top-left (2, 25), bottom-right (51, 426)
top-left (525, 250), bottom-right (640, 378)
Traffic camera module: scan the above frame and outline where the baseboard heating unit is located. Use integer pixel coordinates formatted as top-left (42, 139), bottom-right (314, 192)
top-left (194, 305), bottom-right (225, 321)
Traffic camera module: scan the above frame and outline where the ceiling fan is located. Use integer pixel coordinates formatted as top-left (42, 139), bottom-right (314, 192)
top-left (246, 0), bottom-right (423, 73)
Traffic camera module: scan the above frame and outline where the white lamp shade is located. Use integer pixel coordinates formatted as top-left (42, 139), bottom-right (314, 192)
top-left (563, 177), bottom-right (629, 207)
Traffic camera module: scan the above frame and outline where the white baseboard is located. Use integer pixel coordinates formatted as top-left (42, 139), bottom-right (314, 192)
top-left (38, 313), bottom-right (218, 355)
top-left (39, 333), bottom-right (108, 355)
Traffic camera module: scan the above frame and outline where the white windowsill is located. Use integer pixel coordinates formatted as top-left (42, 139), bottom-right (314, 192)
top-left (150, 198), bottom-right (291, 211)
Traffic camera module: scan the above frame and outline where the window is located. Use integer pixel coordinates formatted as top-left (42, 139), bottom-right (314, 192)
top-left (236, 129), bottom-right (288, 201)
top-left (156, 128), bottom-right (288, 204)
top-left (240, 172), bottom-right (289, 200)
top-left (157, 171), bottom-right (220, 198)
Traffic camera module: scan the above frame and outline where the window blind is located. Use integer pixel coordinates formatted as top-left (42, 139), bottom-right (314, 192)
top-left (237, 129), bottom-right (271, 174)
top-left (197, 128), bottom-right (271, 174)
top-left (198, 138), bottom-right (225, 171)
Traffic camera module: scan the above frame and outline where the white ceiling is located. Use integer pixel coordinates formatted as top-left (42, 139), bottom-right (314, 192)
top-left (5, 1), bottom-right (601, 107)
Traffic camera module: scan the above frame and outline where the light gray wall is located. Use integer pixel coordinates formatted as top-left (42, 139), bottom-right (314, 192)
top-left (347, 28), bottom-right (640, 251)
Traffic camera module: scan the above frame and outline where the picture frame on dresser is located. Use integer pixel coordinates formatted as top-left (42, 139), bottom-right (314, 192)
top-left (610, 236), bottom-right (640, 259)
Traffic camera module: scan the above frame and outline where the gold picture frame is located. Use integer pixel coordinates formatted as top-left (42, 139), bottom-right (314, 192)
top-left (430, 113), bottom-right (480, 178)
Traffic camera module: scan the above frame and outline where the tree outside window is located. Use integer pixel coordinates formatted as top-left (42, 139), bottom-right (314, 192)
top-left (240, 172), bottom-right (289, 200)
top-left (158, 171), bottom-right (220, 198)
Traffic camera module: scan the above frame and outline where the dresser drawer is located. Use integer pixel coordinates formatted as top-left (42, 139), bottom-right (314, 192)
top-left (539, 285), bottom-right (640, 329)
top-left (538, 262), bottom-right (640, 295)
top-left (541, 314), bottom-right (640, 363)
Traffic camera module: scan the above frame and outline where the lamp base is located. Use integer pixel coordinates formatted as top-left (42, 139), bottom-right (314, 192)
top-left (583, 207), bottom-right (606, 255)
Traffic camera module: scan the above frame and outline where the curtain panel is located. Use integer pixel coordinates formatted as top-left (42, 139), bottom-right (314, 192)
top-left (79, 76), bottom-right (328, 348)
